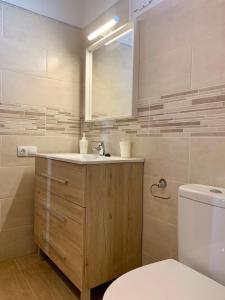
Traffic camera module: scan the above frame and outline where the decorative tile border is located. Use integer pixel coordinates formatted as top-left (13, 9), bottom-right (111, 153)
top-left (2, 83), bottom-right (224, 138)
top-left (83, 83), bottom-right (225, 138)
top-left (46, 108), bottom-right (80, 136)
top-left (0, 103), bottom-right (80, 136)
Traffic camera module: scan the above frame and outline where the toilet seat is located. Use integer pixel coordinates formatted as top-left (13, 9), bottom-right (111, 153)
top-left (103, 260), bottom-right (225, 300)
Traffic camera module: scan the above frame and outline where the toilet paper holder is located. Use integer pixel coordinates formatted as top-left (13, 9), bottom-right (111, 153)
top-left (150, 178), bottom-right (170, 200)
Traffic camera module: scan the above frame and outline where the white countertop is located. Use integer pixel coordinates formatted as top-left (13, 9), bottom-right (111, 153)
top-left (37, 153), bottom-right (144, 165)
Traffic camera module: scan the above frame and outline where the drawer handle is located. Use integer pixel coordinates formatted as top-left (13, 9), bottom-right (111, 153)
top-left (42, 233), bottom-right (66, 261)
top-left (41, 203), bottom-right (67, 223)
top-left (48, 207), bottom-right (67, 223)
top-left (40, 173), bottom-right (68, 185)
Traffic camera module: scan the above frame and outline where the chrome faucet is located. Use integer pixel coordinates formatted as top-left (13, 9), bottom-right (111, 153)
top-left (93, 141), bottom-right (105, 156)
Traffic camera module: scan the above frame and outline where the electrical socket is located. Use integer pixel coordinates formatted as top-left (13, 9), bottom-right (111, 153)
top-left (17, 146), bottom-right (38, 157)
top-left (17, 146), bottom-right (28, 157)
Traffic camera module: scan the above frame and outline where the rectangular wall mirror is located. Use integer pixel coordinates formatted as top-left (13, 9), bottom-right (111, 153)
top-left (85, 23), bottom-right (138, 121)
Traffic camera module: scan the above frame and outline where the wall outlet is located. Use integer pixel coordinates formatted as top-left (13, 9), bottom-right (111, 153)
top-left (17, 146), bottom-right (29, 157)
top-left (17, 146), bottom-right (38, 157)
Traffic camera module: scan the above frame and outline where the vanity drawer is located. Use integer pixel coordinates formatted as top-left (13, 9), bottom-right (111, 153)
top-left (51, 159), bottom-right (86, 207)
top-left (35, 158), bottom-right (86, 207)
top-left (34, 199), bottom-right (84, 250)
top-left (43, 231), bottom-right (83, 289)
top-left (34, 204), bottom-right (84, 289)
top-left (35, 157), bottom-right (49, 176)
top-left (35, 188), bottom-right (84, 225)
top-left (36, 229), bottom-right (83, 289)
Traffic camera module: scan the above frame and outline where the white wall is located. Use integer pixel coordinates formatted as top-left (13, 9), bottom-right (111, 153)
top-left (82, 0), bottom-right (120, 27)
top-left (1, 0), bottom-right (83, 27)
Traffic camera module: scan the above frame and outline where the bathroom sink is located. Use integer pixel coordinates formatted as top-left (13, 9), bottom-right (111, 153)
top-left (53, 153), bottom-right (99, 161)
top-left (37, 153), bottom-right (144, 164)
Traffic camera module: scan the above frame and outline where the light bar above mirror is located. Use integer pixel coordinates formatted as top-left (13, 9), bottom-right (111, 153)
top-left (87, 16), bottom-right (120, 41)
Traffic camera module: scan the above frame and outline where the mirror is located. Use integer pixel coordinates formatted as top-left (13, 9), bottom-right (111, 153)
top-left (85, 24), bottom-right (137, 121)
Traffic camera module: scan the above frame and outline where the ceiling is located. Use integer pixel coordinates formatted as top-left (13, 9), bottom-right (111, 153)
top-left (1, 0), bottom-right (120, 28)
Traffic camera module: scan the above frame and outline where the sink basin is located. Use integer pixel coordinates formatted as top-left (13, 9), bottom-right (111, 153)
top-left (49, 153), bottom-right (99, 161)
top-left (80, 154), bottom-right (99, 160)
top-left (37, 153), bottom-right (144, 164)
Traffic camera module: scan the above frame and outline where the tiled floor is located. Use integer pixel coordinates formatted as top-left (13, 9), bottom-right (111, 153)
top-left (0, 253), bottom-right (109, 300)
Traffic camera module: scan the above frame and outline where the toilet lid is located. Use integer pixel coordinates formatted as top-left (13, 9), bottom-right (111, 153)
top-left (103, 260), bottom-right (225, 300)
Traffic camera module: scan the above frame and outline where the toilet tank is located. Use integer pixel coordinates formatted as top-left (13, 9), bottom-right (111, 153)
top-left (178, 184), bottom-right (225, 286)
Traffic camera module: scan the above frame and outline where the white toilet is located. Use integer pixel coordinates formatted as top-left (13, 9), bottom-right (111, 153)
top-left (103, 184), bottom-right (225, 299)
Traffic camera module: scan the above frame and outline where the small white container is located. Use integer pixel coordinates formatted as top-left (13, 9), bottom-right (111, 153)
top-left (120, 141), bottom-right (132, 158)
top-left (79, 133), bottom-right (88, 154)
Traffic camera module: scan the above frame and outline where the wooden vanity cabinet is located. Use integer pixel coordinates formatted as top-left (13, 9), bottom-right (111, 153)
top-left (34, 157), bottom-right (143, 300)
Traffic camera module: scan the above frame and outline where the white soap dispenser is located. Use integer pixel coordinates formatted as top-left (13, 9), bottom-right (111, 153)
top-left (79, 133), bottom-right (88, 154)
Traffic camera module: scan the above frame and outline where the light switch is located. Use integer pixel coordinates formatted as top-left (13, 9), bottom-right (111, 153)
top-left (28, 146), bottom-right (38, 156)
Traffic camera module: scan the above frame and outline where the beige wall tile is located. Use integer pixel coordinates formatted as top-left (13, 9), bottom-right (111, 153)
top-left (47, 49), bottom-right (81, 83)
top-left (191, 35), bottom-right (225, 89)
top-left (131, 137), bottom-right (152, 176)
top-left (139, 0), bottom-right (225, 96)
top-left (191, 0), bottom-right (225, 43)
top-left (3, 5), bottom-right (81, 52)
top-left (139, 46), bottom-right (192, 98)
top-left (1, 194), bottom-right (34, 231)
top-left (1, 135), bottom-right (78, 167)
top-left (0, 167), bottom-right (34, 231)
top-left (2, 70), bottom-right (80, 113)
top-left (189, 137), bottom-right (225, 187)
top-left (140, 0), bottom-right (192, 59)
top-left (147, 137), bottom-right (190, 182)
top-left (37, 136), bottom-right (79, 153)
top-left (0, 137), bottom-right (2, 166)
top-left (0, 225), bottom-right (36, 262)
top-left (0, 5), bottom-right (2, 38)
top-left (143, 216), bottom-right (177, 261)
top-left (0, 38), bottom-right (47, 76)
top-left (0, 166), bottom-right (34, 202)
top-left (0, 166), bottom-right (34, 232)
top-left (0, 70), bottom-right (2, 102)
top-left (0, 167), bottom-right (32, 199)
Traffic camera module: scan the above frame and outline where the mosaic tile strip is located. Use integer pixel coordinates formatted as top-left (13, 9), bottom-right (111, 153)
top-left (83, 83), bottom-right (225, 138)
top-left (0, 103), bottom-right (80, 136)
top-left (46, 108), bottom-right (80, 136)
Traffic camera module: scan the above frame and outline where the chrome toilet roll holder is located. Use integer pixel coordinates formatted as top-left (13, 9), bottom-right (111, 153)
top-left (150, 178), bottom-right (170, 200)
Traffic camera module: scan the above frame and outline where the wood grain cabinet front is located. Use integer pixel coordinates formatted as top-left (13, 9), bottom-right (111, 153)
top-left (34, 157), bottom-right (143, 300)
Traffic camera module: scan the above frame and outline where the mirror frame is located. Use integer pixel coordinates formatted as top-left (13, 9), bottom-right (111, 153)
top-left (85, 21), bottom-right (139, 122)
